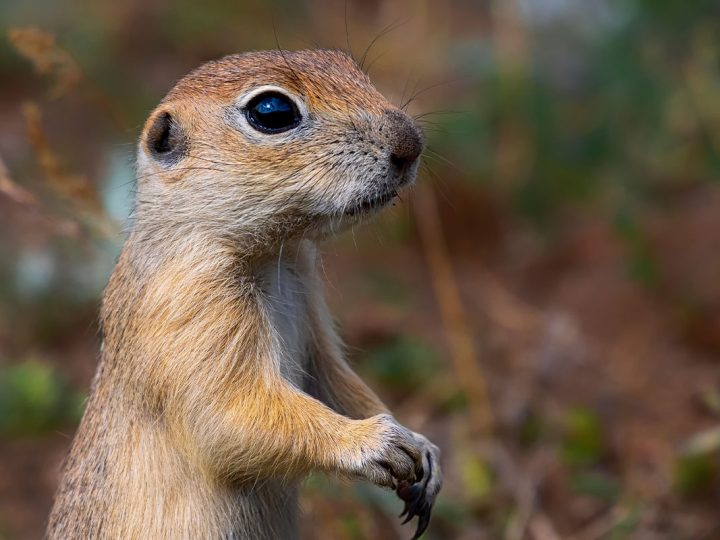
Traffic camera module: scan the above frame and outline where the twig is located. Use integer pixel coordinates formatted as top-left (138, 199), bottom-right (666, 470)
top-left (8, 26), bottom-right (81, 99)
top-left (21, 101), bottom-right (118, 237)
top-left (0, 154), bottom-right (37, 205)
top-left (8, 27), bottom-right (127, 131)
top-left (413, 182), bottom-right (494, 436)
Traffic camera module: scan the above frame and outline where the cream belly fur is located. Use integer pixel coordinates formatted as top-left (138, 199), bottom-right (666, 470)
top-left (258, 255), bottom-right (311, 388)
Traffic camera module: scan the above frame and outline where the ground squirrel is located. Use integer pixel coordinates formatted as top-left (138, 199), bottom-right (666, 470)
top-left (47, 49), bottom-right (442, 540)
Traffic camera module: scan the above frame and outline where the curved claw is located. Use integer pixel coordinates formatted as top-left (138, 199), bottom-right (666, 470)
top-left (402, 492), bottom-right (424, 523)
top-left (411, 503), bottom-right (432, 540)
top-left (396, 449), bottom-right (438, 539)
top-left (397, 484), bottom-right (418, 521)
top-left (401, 483), bottom-right (423, 503)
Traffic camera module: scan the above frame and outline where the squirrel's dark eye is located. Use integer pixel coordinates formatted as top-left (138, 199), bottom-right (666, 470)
top-left (245, 91), bottom-right (301, 134)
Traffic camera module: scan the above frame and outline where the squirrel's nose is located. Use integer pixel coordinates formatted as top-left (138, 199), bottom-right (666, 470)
top-left (384, 109), bottom-right (424, 170)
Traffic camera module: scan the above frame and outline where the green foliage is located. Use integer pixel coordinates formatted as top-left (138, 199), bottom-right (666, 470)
top-left (516, 410), bottom-right (545, 448)
top-left (570, 471), bottom-right (620, 503)
top-left (460, 453), bottom-right (495, 504)
top-left (437, 387), bottom-right (468, 414)
top-left (436, 0), bottom-right (720, 235)
top-left (561, 407), bottom-right (605, 467)
top-left (0, 360), bottom-right (85, 437)
top-left (362, 337), bottom-right (441, 392)
top-left (674, 452), bottom-right (718, 497)
top-left (613, 205), bottom-right (660, 287)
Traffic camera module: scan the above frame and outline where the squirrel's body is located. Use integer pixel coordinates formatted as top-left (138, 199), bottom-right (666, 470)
top-left (51, 240), bottom-right (315, 539)
top-left (48, 49), bottom-right (441, 540)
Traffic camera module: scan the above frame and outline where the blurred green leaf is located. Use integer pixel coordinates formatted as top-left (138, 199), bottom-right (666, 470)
top-left (461, 453), bottom-right (495, 503)
top-left (570, 471), bottom-right (620, 502)
top-left (674, 452), bottom-right (718, 497)
top-left (613, 206), bottom-right (659, 287)
top-left (517, 410), bottom-right (546, 448)
top-left (438, 387), bottom-right (469, 414)
top-left (0, 360), bottom-right (85, 437)
top-left (562, 407), bottom-right (605, 467)
top-left (363, 337), bottom-right (441, 391)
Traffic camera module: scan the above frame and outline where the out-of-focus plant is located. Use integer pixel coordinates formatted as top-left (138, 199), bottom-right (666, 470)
top-left (674, 452), bottom-right (716, 498)
top-left (363, 337), bottom-right (440, 392)
top-left (674, 425), bottom-right (720, 497)
top-left (570, 470), bottom-right (620, 503)
top-left (561, 407), bottom-right (605, 467)
top-left (435, 0), bottom-right (720, 240)
top-left (0, 360), bottom-right (85, 437)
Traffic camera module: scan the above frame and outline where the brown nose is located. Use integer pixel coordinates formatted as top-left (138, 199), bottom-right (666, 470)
top-left (384, 109), bottom-right (424, 171)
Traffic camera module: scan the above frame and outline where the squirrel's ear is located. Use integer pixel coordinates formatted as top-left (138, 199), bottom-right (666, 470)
top-left (145, 111), bottom-right (187, 164)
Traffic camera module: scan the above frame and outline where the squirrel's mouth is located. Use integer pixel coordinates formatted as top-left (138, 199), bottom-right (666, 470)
top-left (343, 189), bottom-right (399, 216)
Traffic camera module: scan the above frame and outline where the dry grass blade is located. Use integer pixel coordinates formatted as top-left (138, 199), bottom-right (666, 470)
top-left (7, 29), bottom-right (124, 238)
top-left (0, 153), bottom-right (82, 237)
top-left (21, 101), bottom-right (118, 237)
top-left (0, 155), bottom-right (37, 205)
top-left (413, 183), bottom-right (495, 436)
top-left (22, 101), bottom-right (99, 209)
top-left (9, 26), bottom-right (128, 135)
top-left (8, 27), bottom-right (82, 99)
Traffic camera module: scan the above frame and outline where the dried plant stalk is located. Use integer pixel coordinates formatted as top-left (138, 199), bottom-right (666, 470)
top-left (413, 183), bottom-right (495, 435)
top-left (8, 27), bottom-right (82, 99)
top-left (22, 101), bottom-right (99, 208)
top-left (0, 155), bottom-right (37, 205)
top-left (20, 101), bottom-right (117, 237)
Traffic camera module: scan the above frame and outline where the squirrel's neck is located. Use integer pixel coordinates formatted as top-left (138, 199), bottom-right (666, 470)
top-left (99, 229), bottom-right (316, 387)
top-left (130, 191), bottom-right (318, 262)
top-left (116, 222), bottom-right (313, 287)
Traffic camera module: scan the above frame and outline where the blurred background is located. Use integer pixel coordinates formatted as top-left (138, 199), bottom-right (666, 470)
top-left (1, 0), bottom-right (720, 538)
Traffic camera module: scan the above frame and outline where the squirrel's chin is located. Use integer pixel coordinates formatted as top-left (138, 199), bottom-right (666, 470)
top-left (306, 201), bottom-right (396, 240)
top-left (341, 189), bottom-right (398, 218)
top-left (299, 175), bottom-right (416, 239)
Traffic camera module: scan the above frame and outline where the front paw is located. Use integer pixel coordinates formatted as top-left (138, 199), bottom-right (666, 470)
top-left (396, 433), bottom-right (442, 540)
top-left (353, 414), bottom-right (423, 489)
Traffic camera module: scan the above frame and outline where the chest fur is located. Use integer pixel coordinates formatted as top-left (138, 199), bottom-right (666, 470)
top-left (258, 262), bottom-right (310, 386)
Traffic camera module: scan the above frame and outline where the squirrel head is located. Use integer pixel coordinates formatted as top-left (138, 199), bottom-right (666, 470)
top-left (136, 49), bottom-right (424, 248)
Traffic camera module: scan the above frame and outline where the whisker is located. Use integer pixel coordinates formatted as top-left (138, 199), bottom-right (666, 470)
top-left (359, 17), bottom-right (410, 72)
top-left (423, 147), bottom-right (461, 172)
top-left (401, 79), bottom-right (461, 111)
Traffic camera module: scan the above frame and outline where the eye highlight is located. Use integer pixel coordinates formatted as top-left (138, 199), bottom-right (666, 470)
top-left (245, 91), bottom-right (302, 134)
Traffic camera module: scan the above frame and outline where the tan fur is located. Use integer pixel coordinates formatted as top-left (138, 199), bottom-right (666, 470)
top-left (48, 49), bottom-right (441, 540)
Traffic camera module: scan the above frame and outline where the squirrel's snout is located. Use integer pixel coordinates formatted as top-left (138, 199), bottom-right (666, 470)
top-left (383, 109), bottom-right (424, 171)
